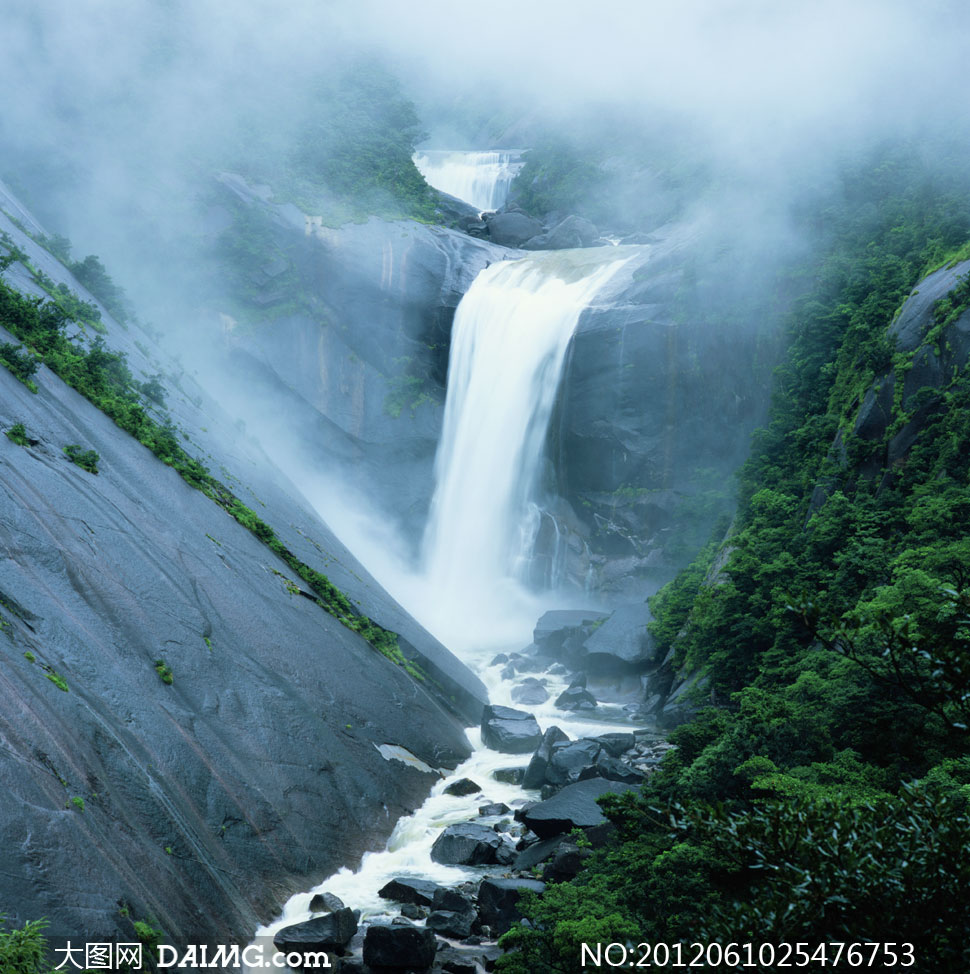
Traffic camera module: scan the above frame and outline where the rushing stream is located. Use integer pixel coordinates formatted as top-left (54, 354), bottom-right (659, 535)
top-left (249, 243), bottom-right (649, 968)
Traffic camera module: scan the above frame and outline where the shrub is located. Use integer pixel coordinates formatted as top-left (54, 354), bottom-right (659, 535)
top-left (6, 423), bottom-right (29, 446)
top-left (153, 660), bottom-right (173, 685)
top-left (63, 444), bottom-right (99, 474)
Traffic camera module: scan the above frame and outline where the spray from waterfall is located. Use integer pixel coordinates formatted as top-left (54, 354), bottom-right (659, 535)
top-left (413, 150), bottom-right (524, 211)
top-left (420, 249), bottom-right (635, 650)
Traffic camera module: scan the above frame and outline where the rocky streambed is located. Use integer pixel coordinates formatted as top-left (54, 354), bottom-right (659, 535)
top-left (249, 607), bottom-right (677, 974)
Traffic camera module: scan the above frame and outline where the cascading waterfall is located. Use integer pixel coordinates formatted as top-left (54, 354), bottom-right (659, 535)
top-left (413, 150), bottom-right (524, 211)
top-left (420, 249), bottom-right (634, 650)
top-left (247, 246), bottom-right (645, 967)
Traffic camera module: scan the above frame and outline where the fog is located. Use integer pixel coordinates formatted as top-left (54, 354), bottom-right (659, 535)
top-left (2, 0), bottom-right (970, 637)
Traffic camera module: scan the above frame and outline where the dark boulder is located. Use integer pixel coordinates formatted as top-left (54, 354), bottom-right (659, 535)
top-left (594, 732), bottom-right (636, 757)
top-left (578, 754), bottom-right (645, 784)
top-left (520, 779), bottom-right (639, 839)
top-left (533, 610), bottom-right (608, 653)
top-left (478, 801), bottom-right (511, 816)
top-left (309, 891), bottom-right (345, 913)
top-left (541, 839), bottom-right (592, 882)
top-left (554, 686), bottom-right (598, 711)
top-left (522, 726), bottom-right (570, 789)
top-left (492, 767), bottom-right (524, 785)
top-left (444, 778), bottom-right (483, 797)
top-left (481, 704), bottom-right (542, 753)
top-left (524, 215), bottom-right (600, 251)
top-left (363, 923), bottom-right (436, 971)
top-left (484, 211), bottom-right (544, 247)
top-left (512, 834), bottom-right (567, 871)
top-left (427, 909), bottom-right (474, 939)
top-left (378, 877), bottom-right (441, 907)
top-left (431, 823), bottom-right (514, 866)
top-left (546, 739), bottom-right (602, 786)
top-left (511, 678), bottom-right (550, 706)
top-left (583, 604), bottom-right (655, 672)
top-left (273, 908), bottom-right (357, 954)
top-left (477, 877), bottom-right (546, 934)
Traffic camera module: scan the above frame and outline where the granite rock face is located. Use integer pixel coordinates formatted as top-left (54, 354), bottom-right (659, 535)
top-left (0, 181), bottom-right (486, 947)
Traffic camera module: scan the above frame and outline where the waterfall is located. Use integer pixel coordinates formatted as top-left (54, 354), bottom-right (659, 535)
top-left (413, 150), bottom-right (524, 211)
top-left (421, 249), bottom-right (634, 647)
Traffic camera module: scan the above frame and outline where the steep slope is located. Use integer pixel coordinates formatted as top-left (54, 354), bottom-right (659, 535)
top-left (0, 182), bottom-right (486, 945)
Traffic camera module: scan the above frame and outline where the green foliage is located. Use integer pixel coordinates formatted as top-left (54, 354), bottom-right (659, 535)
top-left (6, 422), bottom-right (30, 446)
top-left (0, 342), bottom-right (39, 390)
top-left (153, 659), bottom-right (173, 685)
top-left (68, 254), bottom-right (131, 324)
top-left (63, 444), bottom-right (99, 474)
top-left (68, 796), bottom-right (84, 812)
top-left (132, 919), bottom-right (164, 960)
top-left (0, 915), bottom-right (54, 974)
top-left (288, 59), bottom-right (436, 221)
top-left (510, 139), bottom-right (605, 219)
top-left (44, 671), bottom-right (68, 692)
top-left (505, 143), bottom-right (970, 970)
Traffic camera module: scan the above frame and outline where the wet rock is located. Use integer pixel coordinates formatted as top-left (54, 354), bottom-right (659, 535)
top-left (493, 767), bottom-right (524, 785)
top-left (533, 610), bottom-right (608, 651)
top-left (511, 678), bottom-right (550, 706)
top-left (583, 603), bottom-right (655, 672)
top-left (546, 739), bottom-right (602, 786)
top-left (433, 888), bottom-right (477, 915)
top-left (363, 922), bottom-right (436, 971)
top-left (478, 802), bottom-right (511, 816)
top-left (400, 903), bottom-right (426, 920)
top-left (309, 891), bottom-right (345, 913)
top-left (578, 754), bottom-right (644, 785)
top-left (444, 778), bottom-right (483, 797)
top-left (512, 833), bottom-right (567, 871)
top-left (481, 704), bottom-right (543, 754)
top-left (431, 823), bottom-right (515, 866)
top-left (477, 877), bottom-right (546, 934)
top-left (522, 726), bottom-right (570, 789)
top-left (489, 653), bottom-right (509, 666)
top-left (433, 945), bottom-right (480, 974)
top-left (427, 909), bottom-right (474, 939)
top-left (273, 908), bottom-right (358, 955)
top-left (520, 778), bottom-right (639, 838)
top-left (378, 877), bottom-right (442, 907)
top-left (594, 732), bottom-right (636, 757)
top-left (484, 211), bottom-right (544, 247)
top-left (554, 686), bottom-right (598, 711)
top-left (541, 839), bottom-right (591, 882)
top-left (524, 215), bottom-right (600, 251)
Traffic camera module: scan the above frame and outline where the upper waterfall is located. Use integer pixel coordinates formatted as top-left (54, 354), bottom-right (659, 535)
top-left (421, 248), bottom-right (640, 647)
top-left (413, 150), bottom-right (524, 211)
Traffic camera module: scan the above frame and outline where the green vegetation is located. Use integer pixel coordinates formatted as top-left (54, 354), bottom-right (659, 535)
top-left (68, 796), bottom-right (84, 812)
top-left (6, 423), bottom-right (29, 446)
top-left (0, 915), bottom-right (53, 974)
top-left (0, 343), bottom-right (38, 391)
top-left (0, 243), bottom-right (418, 678)
top-left (153, 659), bottom-right (173, 685)
top-left (499, 144), bottom-right (970, 971)
top-left (62, 444), bottom-right (99, 474)
top-left (44, 671), bottom-right (68, 693)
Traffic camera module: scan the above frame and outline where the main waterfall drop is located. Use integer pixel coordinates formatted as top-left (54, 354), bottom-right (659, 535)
top-left (422, 248), bottom-right (636, 647)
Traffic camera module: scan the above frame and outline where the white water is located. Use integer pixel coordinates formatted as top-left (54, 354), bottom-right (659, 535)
top-left (413, 150), bottom-right (524, 211)
top-left (420, 249), bottom-right (633, 650)
top-left (248, 247), bottom-right (645, 965)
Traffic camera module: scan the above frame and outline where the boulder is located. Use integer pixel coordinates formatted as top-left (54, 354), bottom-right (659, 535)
top-left (523, 215), bottom-right (600, 251)
top-left (578, 755), bottom-right (645, 785)
top-left (431, 823), bottom-right (514, 866)
top-left (477, 877), bottom-right (546, 934)
top-left (433, 945), bottom-right (480, 974)
top-left (546, 739), bottom-right (602, 786)
top-left (594, 732), bottom-right (636, 757)
top-left (433, 887), bottom-right (477, 915)
top-left (583, 604), bottom-right (655, 672)
top-left (541, 839), bottom-right (591, 882)
top-left (520, 779), bottom-right (640, 838)
top-left (444, 778), bottom-right (483, 797)
top-left (492, 767), bottom-right (524, 785)
top-left (378, 877), bottom-right (441, 907)
top-left (309, 891), bottom-right (345, 913)
top-left (512, 834), bottom-right (567, 872)
top-left (478, 801), bottom-right (511, 816)
top-left (522, 726), bottom-right (570, 789)
top-left (554, 686), bottom-right (598, 711)
top-left (401, 903), bottom-right (426, 920)
top-left (511, 678), bottom-right (550, 706)
top-left (273, 908), bottom-right (357, 954)
top-left (363, 923), bottom-right (436, 971)
top-left (484, 211), bottom-right (544, 247)
top-left (481, 704), bottom-right (542, 754)
top-left (533, 610), bottom-right (608, 653)
top-left (427, 910), bottom-right (474, 938)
